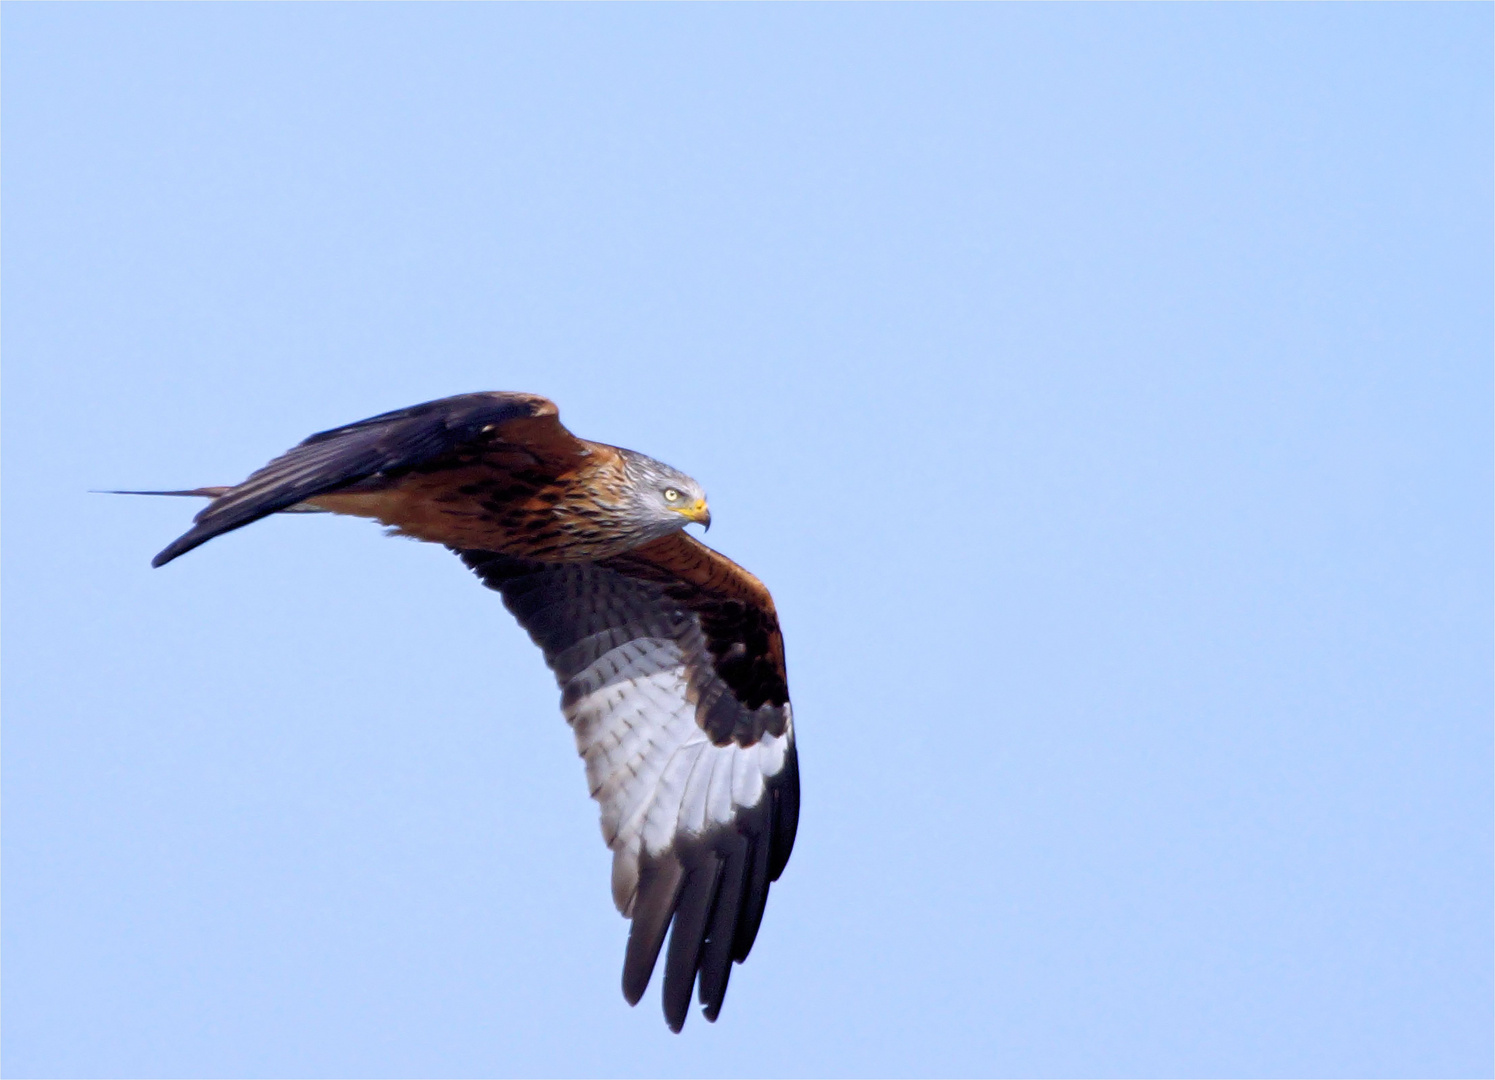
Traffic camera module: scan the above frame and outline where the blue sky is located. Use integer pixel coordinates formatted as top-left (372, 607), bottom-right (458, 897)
top-left (4, 6), bottom-right (1490, 1078)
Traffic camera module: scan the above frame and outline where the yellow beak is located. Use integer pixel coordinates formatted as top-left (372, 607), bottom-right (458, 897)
top-left (677, 498), bottom-right (711, 530)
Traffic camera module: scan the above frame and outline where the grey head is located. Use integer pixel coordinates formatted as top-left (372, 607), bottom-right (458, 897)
top-left (618, 448), bottom-right (711, 542)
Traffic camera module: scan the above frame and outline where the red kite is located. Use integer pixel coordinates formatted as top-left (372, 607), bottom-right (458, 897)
top-left (128, 391), bottom-right (798, 1032)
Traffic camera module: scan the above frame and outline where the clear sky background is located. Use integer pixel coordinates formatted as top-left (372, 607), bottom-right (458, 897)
top-left (4, 6), bottom-right (1490, 1079)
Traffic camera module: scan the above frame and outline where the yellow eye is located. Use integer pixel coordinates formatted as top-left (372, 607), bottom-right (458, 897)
top-left (664, 488), bottom-right (681, 502)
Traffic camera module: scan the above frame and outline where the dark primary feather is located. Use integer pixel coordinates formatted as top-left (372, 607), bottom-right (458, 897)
top-left (623, 858), bottom-right (684, 1006)
top-left (151, 393), bottom-right (550, 567)
top-left (694, 829), bottom-right (748, 1020)
top-left (662, 852), bottom-right (721, 1031)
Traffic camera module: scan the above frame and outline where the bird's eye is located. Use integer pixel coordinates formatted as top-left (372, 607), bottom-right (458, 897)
top-left (663, 488), bottom-right (681, 502)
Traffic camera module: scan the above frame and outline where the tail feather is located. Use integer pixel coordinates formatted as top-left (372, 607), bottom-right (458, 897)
top-left (97, 487), bottom-right (233, 499)
top-left (100, 487), bottom-right (327, 568)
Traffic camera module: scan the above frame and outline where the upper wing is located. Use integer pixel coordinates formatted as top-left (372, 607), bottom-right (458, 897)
top-left (459, 535), bottom-right (798, 1032)
top-left (152, 392), bottom-right (589, 567)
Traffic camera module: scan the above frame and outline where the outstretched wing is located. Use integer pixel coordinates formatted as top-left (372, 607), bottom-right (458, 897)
top-left (152, 392), bottom-right (589, 567)
top-left (459, 534), bottom-right (798, 1032)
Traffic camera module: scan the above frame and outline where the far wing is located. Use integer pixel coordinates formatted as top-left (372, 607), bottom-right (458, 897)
top-left (459, 542), bottom-right (798, 1032)
top-left (152, 392), bottom-right (587, 567)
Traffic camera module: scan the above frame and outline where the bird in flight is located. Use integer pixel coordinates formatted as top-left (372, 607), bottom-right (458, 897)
top-left (125, 391), bottom-right (799, 1032)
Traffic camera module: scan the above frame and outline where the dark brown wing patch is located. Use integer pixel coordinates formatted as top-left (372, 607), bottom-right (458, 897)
top-left (602, 533), bottom-right (790, 741)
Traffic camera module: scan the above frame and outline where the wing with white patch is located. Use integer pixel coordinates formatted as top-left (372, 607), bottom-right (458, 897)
top-left (457, 548), bottom-right (799, 1032)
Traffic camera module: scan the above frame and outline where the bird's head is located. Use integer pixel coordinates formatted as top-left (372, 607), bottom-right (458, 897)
top-left (620, 450), bottom-right (711, 537)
